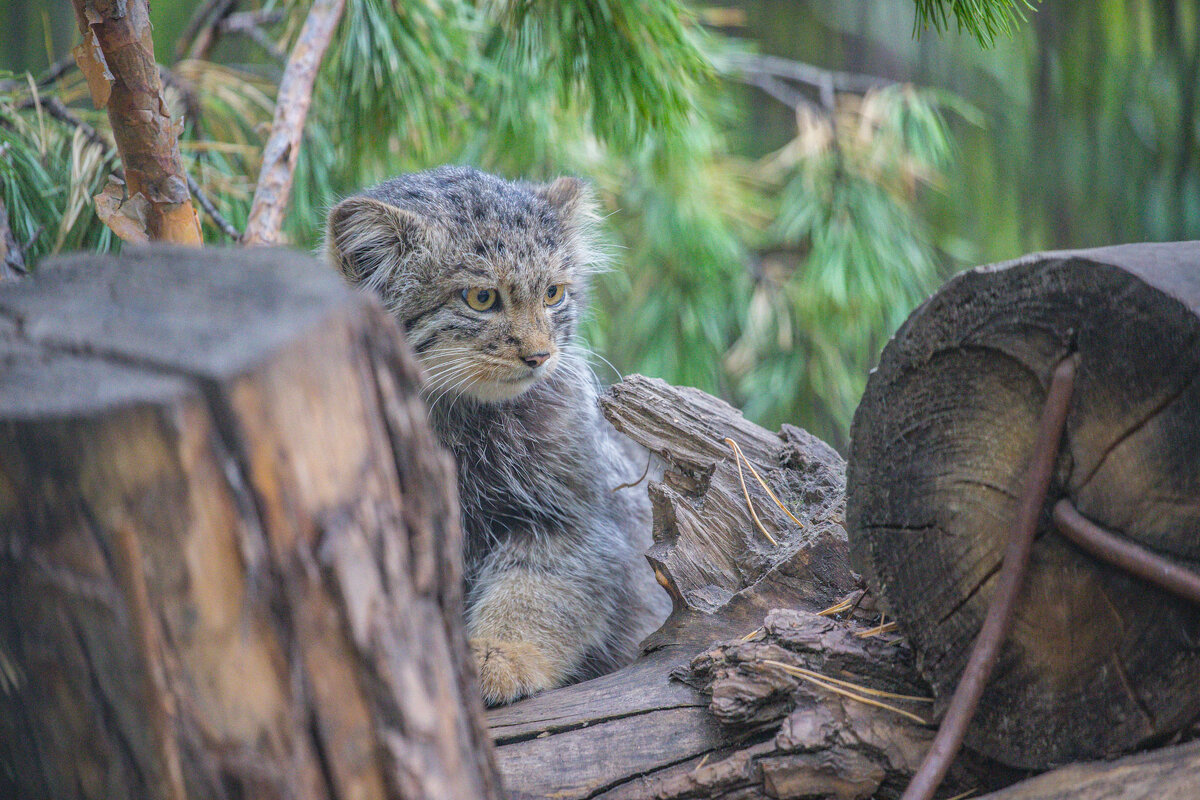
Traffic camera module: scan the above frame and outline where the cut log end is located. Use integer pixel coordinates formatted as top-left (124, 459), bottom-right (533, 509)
top-left (848, 242), bottom-right (1200, 768)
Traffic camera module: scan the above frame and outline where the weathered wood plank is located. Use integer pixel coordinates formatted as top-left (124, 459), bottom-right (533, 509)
top-left (977, 739), bottom-right (1200, 800)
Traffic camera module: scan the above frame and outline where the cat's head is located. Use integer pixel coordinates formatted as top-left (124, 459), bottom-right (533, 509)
top-left (326, 166), bottom-right (602, 403)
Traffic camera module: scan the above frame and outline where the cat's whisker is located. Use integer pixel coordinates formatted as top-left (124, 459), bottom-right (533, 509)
top-left (423, 365), bottom-right (479, 407)
top-left (424, 363), bottom-right (478, 401)
top-left (423, 357), bottom-right (477, 382)
top-left (569, 343), bottom-right (622, 383)
top-left (446, 373), bottom-right (482, 415)
top-left (423, 369), bottom-right (477, 399)
top-left (421, 347), bottom-right (478, 367)
top-left (426, 361), bottom-right (486, 409)
top-left (436, 378), bottom-right (476, 413)
top-left (557, 350), bottom-right (602, 390)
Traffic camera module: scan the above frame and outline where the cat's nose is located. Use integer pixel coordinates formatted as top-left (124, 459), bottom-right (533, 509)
top-left (522, 352), bottom-right (551, 368)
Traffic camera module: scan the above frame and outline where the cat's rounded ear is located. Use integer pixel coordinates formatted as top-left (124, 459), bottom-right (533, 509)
top-left (325, 196), bottom-right (432, 289)
top-left (536, 176), bottom-right (596, 226)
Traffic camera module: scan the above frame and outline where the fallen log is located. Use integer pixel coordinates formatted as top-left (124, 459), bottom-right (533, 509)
top-left (0, 246), bottom-right (502, 799)
top-left (489, 377), bottom-right (1013, 799)
top-left (975, 739), bottom-right (1200, 800)
top-left (848, 241), bottom-right (1200, 769)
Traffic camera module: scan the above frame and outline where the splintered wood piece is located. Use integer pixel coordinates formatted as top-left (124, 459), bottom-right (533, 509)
top-left (602, 376), bottom-right (854, 617)
top-left (848, 241), bottom-right (1200, 769)
top-left (0, 246), bottom-right (502, 800)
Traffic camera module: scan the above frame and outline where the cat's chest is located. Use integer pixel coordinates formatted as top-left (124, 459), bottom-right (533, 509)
top-left (441, 406), bottom-right (599, 529)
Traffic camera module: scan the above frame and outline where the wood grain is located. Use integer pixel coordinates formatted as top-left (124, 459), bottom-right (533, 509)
top-left (848, 241), bottom-right (1200, 769)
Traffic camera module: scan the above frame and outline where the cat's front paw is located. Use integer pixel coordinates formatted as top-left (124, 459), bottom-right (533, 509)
top-left (470, 637), bottom-right (559, 706)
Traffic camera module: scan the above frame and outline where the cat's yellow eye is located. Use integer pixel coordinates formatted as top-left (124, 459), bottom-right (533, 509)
top-left (544, 284), bottom-right (567, 307)
top-left (463, 287), bottom-right (498, 311)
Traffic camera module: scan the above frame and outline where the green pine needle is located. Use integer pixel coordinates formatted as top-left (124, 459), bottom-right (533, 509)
top-left (912, 0), bottom-right (1038, 47)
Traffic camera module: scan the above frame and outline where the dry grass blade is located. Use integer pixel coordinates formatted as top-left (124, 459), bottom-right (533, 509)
top-left (725, 437), bottom-right (805, 528)
top-left (944, 789), bottom-right (976, 800)
top-left (817, 598), bottom-right (853, 616)
top-left (761, 659), bottom-right (931, 725)
top-left (762, 659), bottom-right (932, 703)
top-left (55, 128), bottom-right (106, 251)
top-left (855, 621), bottom-right (899, 638)
top-left (739, 627), bottom-right (764, 642)
top-left (725, 437), bottom-right (777, 545)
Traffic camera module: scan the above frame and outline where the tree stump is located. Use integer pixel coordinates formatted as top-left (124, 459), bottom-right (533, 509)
top-left (0, 246), bottom-right (502, 800)
top-left (848, 242), bottom-right (1200, 768)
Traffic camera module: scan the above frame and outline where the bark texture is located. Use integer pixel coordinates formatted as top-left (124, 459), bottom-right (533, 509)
top-left (70, 0), bottom-right (202, 244)
top-left (976, 740), bottom-right (1200, 800)
top-left (848, 241), bottom-right (1200, 769)
top-left (0, 245), bottom-right (502, 800)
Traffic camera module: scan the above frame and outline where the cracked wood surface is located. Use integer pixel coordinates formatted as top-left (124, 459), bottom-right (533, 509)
top-left (848, 241), bottom-right (1200, 769)
top-left (0, 246), bottom-right (503, 800)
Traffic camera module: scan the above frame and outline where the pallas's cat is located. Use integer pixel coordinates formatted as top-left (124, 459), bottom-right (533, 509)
top-left (326, 166), bottom-right (668, 705)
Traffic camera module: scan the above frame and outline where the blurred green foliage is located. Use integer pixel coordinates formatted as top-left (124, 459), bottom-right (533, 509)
top-left (2, 1), bottom-right (1198, 450)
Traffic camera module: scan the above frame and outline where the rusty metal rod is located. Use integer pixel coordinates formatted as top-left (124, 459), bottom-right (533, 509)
top-left (1054, 500), bottom-right (1200, 605)
top-left (900, 356), bottom-right (1077, 800)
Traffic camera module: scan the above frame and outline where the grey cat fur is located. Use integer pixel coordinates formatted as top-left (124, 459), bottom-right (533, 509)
top-left (325, 166), bottom-right (669, 705)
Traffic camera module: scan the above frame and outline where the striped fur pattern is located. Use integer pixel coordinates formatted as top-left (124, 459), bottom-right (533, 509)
top-left (326, 166), bottom-right (669, 705)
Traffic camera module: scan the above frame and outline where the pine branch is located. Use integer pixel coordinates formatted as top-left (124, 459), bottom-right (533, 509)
top-left (187, 173), bottom-right (242, 242)
top-left (0, 197), bottom-right (30, 281)
top-left (912, 0), bottom-right (1037, 46)
top-left (722, 53), bottom-right (891, 96)
top-left (0, 55), bottom-right (76, 93)
top-left (219, 11), bottom-right (287, 64)
top-left (243, 0), bottom-right (346, 245)
top-left (36, 55), bottom-right (77, 88)
top-left (735, 70), bottom-right (821, 113)
top-left (179, 0), bottom-right (241, 61)
top-left (70, 0), bottom-right (203, 244)
top-left (17, 97), bottom-right (112, 156)
top-left (16, 96), bottom-right (242, 243)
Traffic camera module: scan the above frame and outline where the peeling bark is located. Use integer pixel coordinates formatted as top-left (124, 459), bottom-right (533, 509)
top-left (70, 0), bottom-right (202, 244)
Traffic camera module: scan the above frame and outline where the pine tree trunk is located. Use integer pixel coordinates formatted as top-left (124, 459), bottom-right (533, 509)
top-left (0, 246), bottom-right (501, 800)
